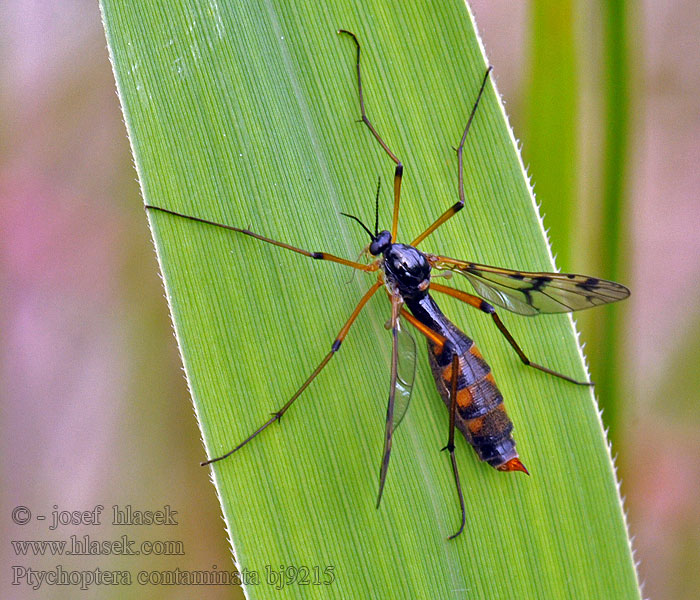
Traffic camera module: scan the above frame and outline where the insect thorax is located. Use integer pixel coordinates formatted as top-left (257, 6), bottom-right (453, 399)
top-left (382, 243), bottom-right (431, 299)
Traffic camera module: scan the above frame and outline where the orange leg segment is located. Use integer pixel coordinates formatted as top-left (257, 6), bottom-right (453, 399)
top-left (430, 283), bottom-right (592, 386)
top-left (201, 280), bottom-right (382, 466)
top-left (399, 308), bottom-right (447, 355)
top-left (146, 205), bottom-right (378, 272)
top-left (410, 68), bottom-right (493, 248)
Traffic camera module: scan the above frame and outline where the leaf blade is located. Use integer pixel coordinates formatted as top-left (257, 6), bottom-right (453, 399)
top-left (102, 1), bottom-right (641, 598)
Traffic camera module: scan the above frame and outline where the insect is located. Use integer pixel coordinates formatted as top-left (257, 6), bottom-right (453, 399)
top-left (145, 30), bottom-right (630, 539)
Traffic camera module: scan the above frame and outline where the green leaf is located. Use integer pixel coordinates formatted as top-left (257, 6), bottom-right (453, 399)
top-left (101, 1), bottom-right (641, 598)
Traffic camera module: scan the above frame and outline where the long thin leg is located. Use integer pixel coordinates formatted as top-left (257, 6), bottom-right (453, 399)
top-left (338, 30), bottom-right (404, 242)
top-left (398, 308), bottom-right (467, 537)
top-left (399, 307), bottom-right (466, 538)
top-left (376, 292), bottom-right (402, 507)
top-left (431, 283), bottom-right (593, 386)
top-left (146, 204), bottom-right (378, 272)
top-left (443, 353), bottom-right (466, 539)
top-left (411, 68), bottom-right (493, 247)
top-left (201, 280), bottom-right (383, 466)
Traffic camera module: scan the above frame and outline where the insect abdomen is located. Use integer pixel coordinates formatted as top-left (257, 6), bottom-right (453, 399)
top-left (428, 340), bottom-right (523, 470)
top-left (406, 293), bottom-right (527, 473)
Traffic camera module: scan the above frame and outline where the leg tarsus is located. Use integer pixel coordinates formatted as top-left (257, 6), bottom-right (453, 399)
top-left (338, 29), bottom-right (401, 166)
top-left (411, 68), bottom-right (492, 247)
top-left (146, 204), bottom-right (375, 272)
top-left (201, 281), bottom-right (381, 467)
top-left (489, 311), bottom-right (593, 386)
top-left (430, 283), bottom-right (594, 386)
top-left (445, 354), bottom-right (466, 539)
top-left (446, 450), bottom-right (466, 540)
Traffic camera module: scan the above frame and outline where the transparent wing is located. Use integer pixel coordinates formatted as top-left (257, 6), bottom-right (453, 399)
top-left (392, 316), bottom-right (417, 432)
top-left (377, 301), bottom-right (416, 508)
top-left (432, 255), bottom-right (630, 316)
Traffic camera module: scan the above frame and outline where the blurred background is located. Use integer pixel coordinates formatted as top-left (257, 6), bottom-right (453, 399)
top-left (1, 1), bottom-right (697, 599)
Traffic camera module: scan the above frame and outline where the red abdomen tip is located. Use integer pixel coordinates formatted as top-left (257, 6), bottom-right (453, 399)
top-left (497, 457), bottom-right (530, 475)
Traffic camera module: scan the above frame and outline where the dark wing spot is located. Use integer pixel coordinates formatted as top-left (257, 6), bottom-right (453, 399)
top-left (576, 277), bottom-right (600, 292)
top-left (530, 276), bottom-right (552, 291)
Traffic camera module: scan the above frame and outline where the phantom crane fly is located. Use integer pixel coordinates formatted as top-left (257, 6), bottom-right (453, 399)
top-left (146, 30), bottom-right (630, 539)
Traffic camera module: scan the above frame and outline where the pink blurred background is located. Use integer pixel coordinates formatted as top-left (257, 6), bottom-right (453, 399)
top-left (2, 1), bottom-right (698, 598)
